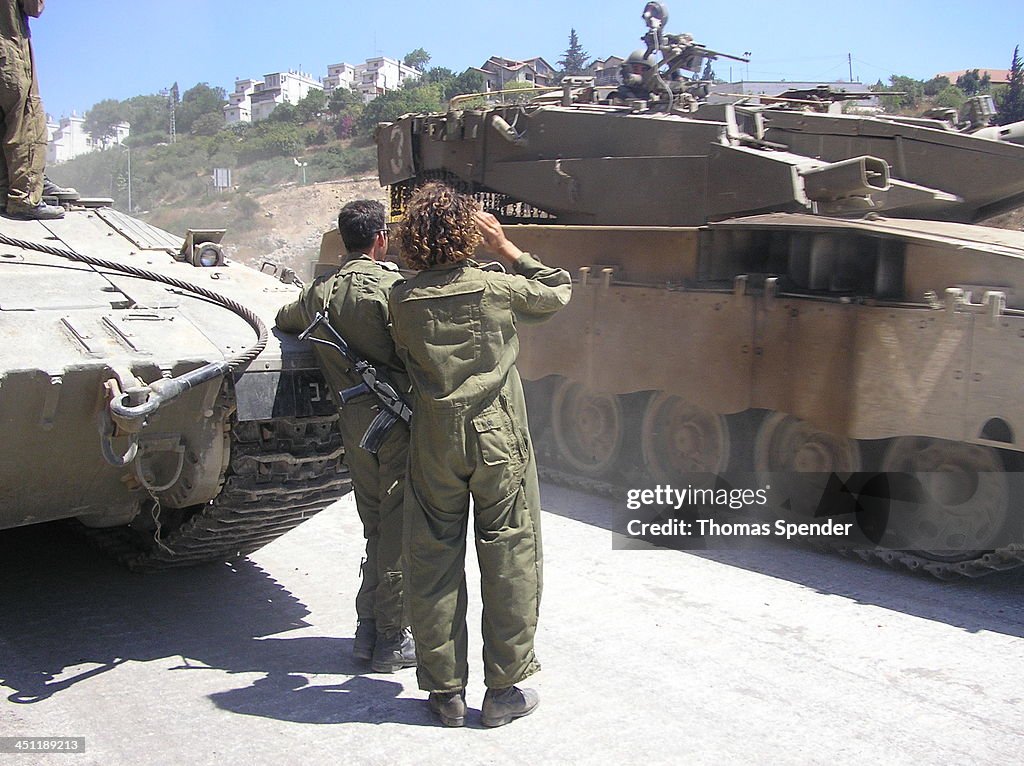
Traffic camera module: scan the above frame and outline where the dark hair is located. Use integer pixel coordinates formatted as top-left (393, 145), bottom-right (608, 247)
top-left (396, 182), bottom-right (481, 270)
top-left (337, 199), bottom-right (386, 252)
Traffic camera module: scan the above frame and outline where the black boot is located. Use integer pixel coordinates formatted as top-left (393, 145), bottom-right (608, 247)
top-left (428, 690), bottom-right (466, 727)
top-left (481, 685), bottom-right (539, 727)
top-left (42, 176), bottom-right (79, 200)
top-left (352, 618), bottom-right (376, 661)
top-left (370, 627), bottom-right (416, 673)
top-left (6, 201), bottom-right (64, 220)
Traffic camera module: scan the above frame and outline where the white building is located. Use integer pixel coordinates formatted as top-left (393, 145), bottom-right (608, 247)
top-left (323, 62), bottom-right (357, 94)
top-left (46, 114), bottom-right (130, 165)
top-left (352, 57), bottom-right (420, 103)
top-left (224, 78), bottom-right (258, 124)
top-left (224, 70), bottom-right (323, 123)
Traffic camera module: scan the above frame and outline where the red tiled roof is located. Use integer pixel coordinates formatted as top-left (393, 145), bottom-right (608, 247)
top-left (935, 69), bottom-right (1011, 84)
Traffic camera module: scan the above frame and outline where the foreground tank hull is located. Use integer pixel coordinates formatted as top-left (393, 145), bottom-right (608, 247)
top-left (0, 205), bottom-right (351, 569)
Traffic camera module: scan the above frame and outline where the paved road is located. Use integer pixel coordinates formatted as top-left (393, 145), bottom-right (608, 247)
top-left (2, 484), bottom-right (1023, 765)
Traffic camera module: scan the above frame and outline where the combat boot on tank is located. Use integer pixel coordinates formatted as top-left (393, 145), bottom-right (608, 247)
top-left (370, 626), bottom-right (416, 672)
top-left (428, 689), bottom-right (467, 727)
top-left (481, 685), bottom-right (539, 727)
top-left (42, 176), bottom-right (79, 201)
top-left (5, 201), bottom-right (64, 220)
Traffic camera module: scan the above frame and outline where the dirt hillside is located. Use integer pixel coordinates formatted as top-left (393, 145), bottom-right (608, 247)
top-left (222, 176), bottom-right (386, 279)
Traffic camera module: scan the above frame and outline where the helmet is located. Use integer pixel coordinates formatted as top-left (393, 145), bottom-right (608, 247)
top-left (621, 49), bottom-right (657, 86)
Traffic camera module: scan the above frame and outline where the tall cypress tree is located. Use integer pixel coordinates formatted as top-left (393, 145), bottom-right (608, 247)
top-left (1000, 45), bottom-right (1024, 125)
top-left (558, 29), bottom-right (590, 76)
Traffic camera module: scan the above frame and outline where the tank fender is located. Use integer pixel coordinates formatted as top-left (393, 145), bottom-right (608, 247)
top-left (234, 369), bottom-right (337, 422)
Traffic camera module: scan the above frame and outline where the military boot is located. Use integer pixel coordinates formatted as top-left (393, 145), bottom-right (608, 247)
top-left (42, 176), bottom-right (79, 200)
top-left (427, 689), bottom-right (466, 727)
top-left (6, 201), bottom-right (64, 220)
top-left (480, 685), bottom-right (539, 727)
top-left (370, 626), bottom-right (416, 673)
top-left (352, 618), bottom-right (376, 661)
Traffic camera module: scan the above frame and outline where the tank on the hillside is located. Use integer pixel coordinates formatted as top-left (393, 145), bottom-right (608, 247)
top-left (370, 2), bottom-right (1024, 578)
top-left (0, 197), bottom-right (351, 570)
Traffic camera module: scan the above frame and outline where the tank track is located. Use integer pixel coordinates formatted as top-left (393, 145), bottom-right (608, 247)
top-left (538, 465), bottom-right (1024, 580)
top-left (80, 415), bottom-right (350, 571)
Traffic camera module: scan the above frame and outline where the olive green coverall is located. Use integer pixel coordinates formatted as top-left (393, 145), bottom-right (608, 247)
top-left (389, 253), bottom-right (571, 692)
top-left (0, 1), bottom-right (47, 213)
top-left (276, 255), bottom-right (410, 635)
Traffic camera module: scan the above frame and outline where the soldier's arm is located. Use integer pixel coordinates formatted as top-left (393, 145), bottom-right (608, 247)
top-left (507, 254), bottom-right (573, 321)
top-left (274, 296), bottom-right (310, 334)
top-left (474, 210), bottom-right (572, 320)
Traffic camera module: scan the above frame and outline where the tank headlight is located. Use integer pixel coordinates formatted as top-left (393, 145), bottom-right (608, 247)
top-left (192, 242), bottom-right (225, 268)
top-left (179, 229), bottom-right (227, 267)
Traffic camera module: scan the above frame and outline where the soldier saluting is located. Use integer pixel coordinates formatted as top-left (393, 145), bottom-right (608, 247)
top-left (389, 182), bottom-right (571, 727)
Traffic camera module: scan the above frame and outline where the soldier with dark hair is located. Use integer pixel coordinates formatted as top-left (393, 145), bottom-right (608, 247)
top-left (276, 199), bottom-right (415, 673)
top-left (0, 0), bottom-right (73, 220)
top-left (389, 183), bottom-right (571, 727)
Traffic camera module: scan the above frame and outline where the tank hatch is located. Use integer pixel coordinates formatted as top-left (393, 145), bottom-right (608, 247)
top-left (94, 207), bottom-right (184, 253)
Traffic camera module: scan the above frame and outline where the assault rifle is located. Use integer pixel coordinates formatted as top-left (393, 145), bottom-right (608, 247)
top-left (298, 312), bottom-right (412, 454)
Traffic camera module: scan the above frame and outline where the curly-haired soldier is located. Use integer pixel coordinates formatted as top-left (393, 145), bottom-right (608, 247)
top-left (389, 182), bottom-right (572, 727)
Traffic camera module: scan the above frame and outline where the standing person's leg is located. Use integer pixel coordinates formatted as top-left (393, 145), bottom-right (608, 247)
top-left (2, 52), bottom-right (46, 214)
top-left (338, 410), bottom-right (383, 661)
top-left (367, 420), bottom-right (415, 672)
top-left (405, 413), bottom-right (474, 695)
top-left (469, 389), bottom-right (542, 727)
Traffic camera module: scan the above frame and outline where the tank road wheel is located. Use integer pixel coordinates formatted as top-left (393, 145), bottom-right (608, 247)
top-left (754, 413), bottom-right (861, 517)
top-left (641, 394), bottom-right (729, 485)
top-left (550, 379), bottom-right (625, 477)
top-left (881, 437), bottom-right (1009, 561)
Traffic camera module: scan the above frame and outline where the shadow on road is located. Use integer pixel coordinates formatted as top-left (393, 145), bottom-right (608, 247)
top-left (0, 522), bottom-right (431, 726)
top-left (539, 481), bottom-right (1024, 639)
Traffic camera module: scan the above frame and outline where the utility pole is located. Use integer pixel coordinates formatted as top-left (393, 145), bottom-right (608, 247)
top-left (168, 82), bottom-right (179, 144)
top-left (848, 53), bottom-right (853, 82)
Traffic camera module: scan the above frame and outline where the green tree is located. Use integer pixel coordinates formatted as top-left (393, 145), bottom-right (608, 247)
top-left (404, 48), bottom-right (431, 71)
top-left (934, 85), bottom-right (966, 111)
top-left (424, 66), bottom-right (455, 84)
top-left (956, 69), bottom-right (991, 96)
top-left (327, 87), bottom-right (365, 137)
top-left (84, 99), bottom-right (128, 143)
top-left (558, 28), bottom-right (590, 77)
top-left (444, 69), bottom-right (487, 102)
top-left (700, 59), bottom-right (716, 82)
top-left (295, 89), bottom-right (327, 122)
top-left (191, 112), bottom-right (224, 136)
top-left (873, 75), bottom-right (924, 112)
top-left (359, 82), bottom-right (444, 133)
top-left (923, 75), bottom-right (950, 96)
top-left (267, 102), bottom-right (297, 123)
top-left (999, 46), bottom-right (1024, 124)
top-left (176, 83), bottom-right (226, 133)
top-left (123, 94), bottom-right (168, 136)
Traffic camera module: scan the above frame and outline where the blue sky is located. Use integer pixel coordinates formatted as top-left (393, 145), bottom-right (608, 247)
top-left (32, 0), bottom-right (1023, 120)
